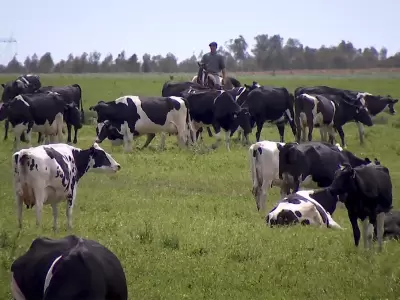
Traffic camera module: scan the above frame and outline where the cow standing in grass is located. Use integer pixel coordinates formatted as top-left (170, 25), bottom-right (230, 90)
top-left (1, 74), bottom-right (42, 142)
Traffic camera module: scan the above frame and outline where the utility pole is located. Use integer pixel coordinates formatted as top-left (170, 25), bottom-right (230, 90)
top-left (0, 36), bottom-right (17, 64)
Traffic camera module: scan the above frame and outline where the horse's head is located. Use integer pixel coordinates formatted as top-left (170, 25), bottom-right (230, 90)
top-left (197, 62), bottom-right (208, 86)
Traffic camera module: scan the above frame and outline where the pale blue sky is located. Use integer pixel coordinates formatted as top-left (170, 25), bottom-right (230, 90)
top-left (0, 0), bottom-right (398, 65)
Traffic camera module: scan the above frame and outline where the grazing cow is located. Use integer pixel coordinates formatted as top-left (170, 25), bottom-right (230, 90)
top-left (90, 96), bottom-right (191, 152)
top-left (295, 86), bottom-right (393, 145)
top-left (191, 62), bottom-right (241, 89)
top-left (277, 141), bottom-right (379, 194)
top-left (242, 86), bottom-right (297, 143)
top-left (1, 74), bottom-right (42, 141)
top-left (182, 88), bottom-right (251, 151)
top-left (294, 93), bottom-right (336, 144)
top-left (249, 140), bottom-right (315, 211)
top-left (327, 163), bottom-right (392, 251)
top-left (0, 93), bottom-right (79, 150)
top-left (36, 84), bottom-right (84, 144)
top-left (11, 235), bottom-right (128, 300)
top-left (265, 190), bottom-right (342, 229)
top-left (12, 142), bottom-right (121, 230)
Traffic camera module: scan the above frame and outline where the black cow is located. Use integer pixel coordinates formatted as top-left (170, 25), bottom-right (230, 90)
top-left (1, 74), bottom-right (42, 142)
top-left (241, 86), bottom-right (296, 143)
top-left (277, 141), bottom-right (378, 194)
top-left (35, 84), bottom-right (84, 144)
top-left (327, 163), bottom-right (392, 251)
top-left (181, 88), bottom-right (251, 151)
top-left (0, 93), bottom-right (79, 150)
top-left (295, 85), bottom-right (397, 144)
top-left (11, 235), bottom-right (128, 300)
top-left (90, 95), bottom-right (191, 152)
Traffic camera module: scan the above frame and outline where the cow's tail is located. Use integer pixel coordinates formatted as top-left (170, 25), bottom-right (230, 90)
top-left (72, 84), bottom-right (84, 123)
top-left (13, 152), bottom-right (30, 198)
top-left (286, 93), bottom-right (297, 136)
top-left (327, 213), bottom-right (343, 230)
top-left (249, 143), bottom-right (261, 196)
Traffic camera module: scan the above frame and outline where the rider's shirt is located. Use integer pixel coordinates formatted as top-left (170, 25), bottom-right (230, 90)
top-left (200, 52), bottom-right (226, 74)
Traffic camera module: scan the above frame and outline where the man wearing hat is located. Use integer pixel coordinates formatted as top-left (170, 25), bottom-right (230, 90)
top-left (199, 41), bottom-right (227, 87)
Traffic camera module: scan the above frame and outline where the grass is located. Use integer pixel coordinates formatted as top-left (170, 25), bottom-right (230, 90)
top-left (1, 73), bottom-right (400, 299)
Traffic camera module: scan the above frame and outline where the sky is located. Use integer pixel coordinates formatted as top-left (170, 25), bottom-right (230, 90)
top-left (0, 0), bottom-right (399, 65)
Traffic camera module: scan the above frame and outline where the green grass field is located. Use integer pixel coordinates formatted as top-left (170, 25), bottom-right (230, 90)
top-left (1, 73), bottom-right (400, 300)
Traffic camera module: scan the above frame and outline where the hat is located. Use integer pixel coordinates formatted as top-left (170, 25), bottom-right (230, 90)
top-left (209, 42), bottom-right (217, 47)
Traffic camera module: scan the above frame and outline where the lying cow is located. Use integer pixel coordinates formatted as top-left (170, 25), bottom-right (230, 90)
top-left (12, 142), bottom-right (121, 230)
top-left (182, 88), bottom-right (251, 151)
top-left (242, 85), bottom-right (296, 143)
top-left (1, 74), bottom-right (42, 141)
top-left (0, 93), bottom-right (80, 150)
top-left (90, 95), bottom-right (191, 152)
top-left (327, 163), bottom-right (392, 251)
top-left (265, 190), bottom-right (342, 229)
top-left (249, 140), bottom-right (315, 211)
top-left (11, 235), bottom-right (128, 300)
top-left (36, 84), bottom-right (84, 144)
top-left (277, 141), bottom-right (379, 194)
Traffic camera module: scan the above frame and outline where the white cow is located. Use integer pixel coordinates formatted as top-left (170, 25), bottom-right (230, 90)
top-left (249, 140), bottom-right (317, 211)
top-left (12, 142), bottom-right (121, 231)
top-left (90, 96), bottom-right (192, 152)
top-left (265, 190), bottom-right (342, 229)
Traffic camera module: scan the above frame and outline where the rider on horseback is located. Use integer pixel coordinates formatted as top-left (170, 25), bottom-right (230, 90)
top-left (199, 42), bottom-right (226, 87)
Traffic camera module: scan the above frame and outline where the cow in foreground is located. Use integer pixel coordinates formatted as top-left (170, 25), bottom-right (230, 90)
top-left (11, 235), bottom-right (128, 300)
top-left (277, 141), bottom-right (379, 194)
top-left (242, 86), bottom-right (297, 143)
top-left (36, 84), bottom-right (84, 144)
top-left (249, 141), bottom-right (315, 211)
top-left (90, 96), bottom-right (191, 152)
top-left (265, 190), bottom-right (342, 229)
top-left (327, 163), bottom-right (392, 251)
top-left (182, 88), bottom-right (251, 151)
top-left (0, 93), bottom-right (80, 150)
top-left (1, 74), bottom-right (42, 141)
top-left (12, 142), bottom-right (121, 230)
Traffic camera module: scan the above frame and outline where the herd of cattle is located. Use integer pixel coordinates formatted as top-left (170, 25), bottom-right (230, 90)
top-left (1, 73), bottom-right (400, 299)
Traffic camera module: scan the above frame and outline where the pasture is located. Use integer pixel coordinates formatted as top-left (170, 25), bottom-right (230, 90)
top-left (1, 72), bottom-right (400, 299)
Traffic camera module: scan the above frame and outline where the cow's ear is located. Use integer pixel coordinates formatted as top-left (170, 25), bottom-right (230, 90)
top-left (364, 157), bottom-right (371, 164)
top-left (374, 158), bottom-right (381, 165)
top-left (0, 83), bottom-right (4, 88)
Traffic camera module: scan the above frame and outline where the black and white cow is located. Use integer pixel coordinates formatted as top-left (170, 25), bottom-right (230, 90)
top-left (327, 163), bottom-right (392, 251)
top-left (295, 86), bottom-right (396, 144)
top-left (90, 95), bottom-right (191, 152)
top-left (0, 93), bottom-right (80, 150)
top-left (242, 86), bottom-right (297, 143)
top-left (36, 84), bottom-right (84, 144)
top-left (11, 235), bottom-right (128, 300)
top-left (1, 74), bottom-right (42, 141)
top-left (12, 142), bottom-right (121, 230)
top-left (265, 189), bottom-right (342, 229)
top-left (277, 141), bottom-right (379, 194)
top-left (181, 88), bottom-right (252, 151)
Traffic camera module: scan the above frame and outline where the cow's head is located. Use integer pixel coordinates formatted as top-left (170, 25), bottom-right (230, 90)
top-left (87, 142), bottom-right (121, 173)
top-left (382, 95), bottom-right (399, 115)
top-left (1, 81), bottom-right (20, 102)
top-left (328, 163), bottom-right (356, 198)
top-left (0, 101), bottom-right (10, 121)
top-left (277, 142), bottom-right (303, 181)
top-left (236, 108), bottom-right (252, 135)
top-left (89, 101), bottom-right (109, 122)
top-left (64, 102), bottom-right (82, 129)
top-left (346, 94), bottom-right (373, 126)
top-left (95, 120), bottom-right (123, 145)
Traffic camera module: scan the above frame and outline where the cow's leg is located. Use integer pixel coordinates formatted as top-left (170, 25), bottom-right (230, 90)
top-left (327, 125), bottom-right (335, 144)
top-left (66, 194), bottom-right (75, 230)
top-left (224, 130), bottom-right (232, 151)
top-left (276, 123), bottom-right (285, 143)
top-left (376, 212), bottom-right (385, 252)
top-left (258, 180), bottom-right (272, 211)
top-left (73, 126), bottom-right (79, 144)
top-left (141, 133), bottom-right (156, 149)
top-left (206, 127), bottom-right (213, 137)
top-left (295, 116), bottom-right (302, 143)
top-left (362, 218), bottom-right (370, 249)
top-left (51, 203), bottom-right (59, 231)
top-left (123, 131), bottom-right (133, 153)
top-left (13, 124), bottom-right (27, 150)
top-left (66, 123), bottom-right (72, 144)
top-left (16, 194), bottom-right (23, 229)
top-left (336, 126), bottom-right (346, 148)
top-left (56, 114), bottom-right (64, 143)
top-left (255, 121), bottom-right (264, 142)
top-left (4, 119), bottom-right (9, 140)
top-left (307, 120), bottom-right (314, 142)
top-left (357, 122), bottom-right (365, 145)
top-left (348, 212), bottom-right (361, 247)
top-left (236, 129), bottom-right (242, 142)
top-left (211, 124), bottom-right (222, 149)
top-left (159, 133), bottom-right (167, 150)
top-left (33, 188), bottom-right (45, 227)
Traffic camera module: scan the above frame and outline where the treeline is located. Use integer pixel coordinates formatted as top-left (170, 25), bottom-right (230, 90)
top-left (1, 34), bottom-right (400, 74)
